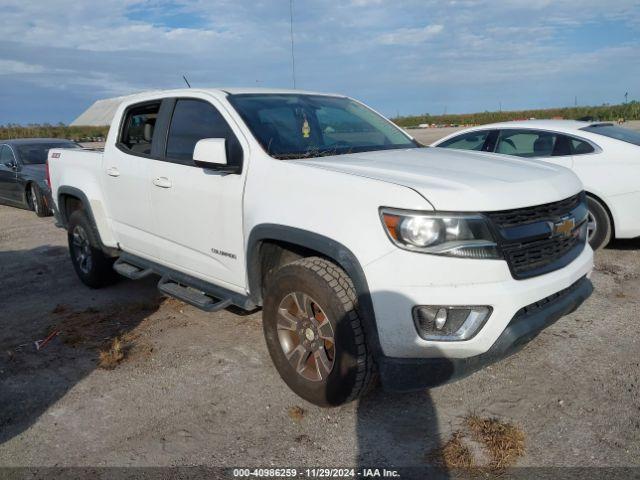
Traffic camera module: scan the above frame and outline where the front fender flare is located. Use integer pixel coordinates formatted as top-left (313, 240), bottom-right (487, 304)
top-left (246, 224), bottom-right (383, 357)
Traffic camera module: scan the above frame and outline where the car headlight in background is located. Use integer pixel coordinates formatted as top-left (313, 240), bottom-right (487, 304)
top-left (380, 208), bottom-right (501, 259)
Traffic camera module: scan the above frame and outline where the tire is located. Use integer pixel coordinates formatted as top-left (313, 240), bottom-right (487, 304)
top-left (29, 183), bottom-right (51, 217)
top-left (67, 209), bottom-right (118, 288)
top-left (262, 257), bottom-right (376, 407)
top-left (586, 196), bottom-right (612, 250)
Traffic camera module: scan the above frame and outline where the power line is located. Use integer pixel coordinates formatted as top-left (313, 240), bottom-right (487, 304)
top-left (289, 0), bottom-right (296, 89)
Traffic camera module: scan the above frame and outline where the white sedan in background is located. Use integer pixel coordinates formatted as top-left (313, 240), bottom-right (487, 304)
top-left (432, 120), bottom-right (640, 249)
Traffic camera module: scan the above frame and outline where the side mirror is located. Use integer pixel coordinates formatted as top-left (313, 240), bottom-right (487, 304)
top-left (4, 161), bottom-right (17, 170)
top-left (193, 138), bottom-right (239, 173)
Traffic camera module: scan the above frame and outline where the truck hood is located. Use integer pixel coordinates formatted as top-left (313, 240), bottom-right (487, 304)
top-left (295, 147), bottom-right (583, 211)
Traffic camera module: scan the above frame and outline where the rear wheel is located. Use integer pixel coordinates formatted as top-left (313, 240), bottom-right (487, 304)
top-left (586, 196), bottom-right (612, 250)
top-left (29, 183), bottom-right (51, 217)
top-left (67, 210), bottom-right (118, 288)
top-left (262, 257), bottom-right (376, 407)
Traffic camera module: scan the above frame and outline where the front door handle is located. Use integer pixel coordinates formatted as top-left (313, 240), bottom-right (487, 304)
top-left (106, 166), bottom-right (120, 177)
top-left (153, 176), bottom-right (172, 188)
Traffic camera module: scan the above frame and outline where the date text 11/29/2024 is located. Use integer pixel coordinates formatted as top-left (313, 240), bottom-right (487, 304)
top-left (232, 468), bottom-right (400, 477)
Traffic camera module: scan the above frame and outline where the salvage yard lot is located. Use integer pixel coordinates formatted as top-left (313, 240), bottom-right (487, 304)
top-left (1, 187), bottom-right (639, 469)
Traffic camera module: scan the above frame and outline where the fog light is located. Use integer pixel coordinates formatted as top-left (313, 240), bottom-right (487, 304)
top-left (413, 305), bottom-right (492, 341)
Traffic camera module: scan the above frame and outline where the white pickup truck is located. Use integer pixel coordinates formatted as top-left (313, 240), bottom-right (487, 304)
top-left (48, 88), bottom-right (594, 406)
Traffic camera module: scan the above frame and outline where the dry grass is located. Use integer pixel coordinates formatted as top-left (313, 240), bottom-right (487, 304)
top-left (99, 337), bottom-right (125, 369)
top-left (428, 415), bottom-right (525, 473)
top-left (427, 431), bottom-right (474, 471)
top-left (465, 415), bottom-right (525, 471)
top-left (287, 406), bottom-right (305, 423)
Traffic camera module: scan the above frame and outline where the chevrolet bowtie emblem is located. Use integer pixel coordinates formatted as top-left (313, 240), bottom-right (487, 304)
top-left (554, 217), bottom-right (575, 237)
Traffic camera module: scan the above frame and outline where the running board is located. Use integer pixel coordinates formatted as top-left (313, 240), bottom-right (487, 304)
top-left (113, 257), bottom-right (153, 280)
top-left (158, 276), bottom-right (233, 312)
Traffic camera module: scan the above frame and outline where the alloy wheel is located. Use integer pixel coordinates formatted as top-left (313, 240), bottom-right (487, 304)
top-left (276, 292), bottom-right (335, 382)
top-left (72, 225), bottom-right (93, 274)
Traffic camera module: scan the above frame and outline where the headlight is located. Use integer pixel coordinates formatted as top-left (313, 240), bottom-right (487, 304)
top-left (380, 208), bottom-right (501, 259)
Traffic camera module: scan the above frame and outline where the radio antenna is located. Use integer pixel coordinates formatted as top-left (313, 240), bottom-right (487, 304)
top-left (289, 0), bottom-right (297, 89)
top-left (183, 75), bottom-right (192, 88)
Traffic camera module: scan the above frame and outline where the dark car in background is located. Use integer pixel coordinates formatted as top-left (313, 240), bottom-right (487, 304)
top-left (0, 138), bottom-right (82, 217)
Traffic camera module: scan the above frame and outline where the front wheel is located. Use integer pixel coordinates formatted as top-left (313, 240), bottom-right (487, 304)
top-left (586, 196), bottom-right (612, 250)
top-left (262, 257), bottom-right (376, 407)
top-left (67, 210), bottom-right (118, 288)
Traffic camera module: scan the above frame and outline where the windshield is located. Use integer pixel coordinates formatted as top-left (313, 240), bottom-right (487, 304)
top-left (580, 124), bottom-right (640, 147)
top-left (227, 94), bottom-right (418, 159)
top-left (17, 142), bottom-right (81, 165)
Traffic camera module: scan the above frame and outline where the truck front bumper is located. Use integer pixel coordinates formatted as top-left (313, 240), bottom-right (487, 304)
top-left (364, 242), bottom-right (593, 359)
top-left (377, 275), bottom-right (592, 391)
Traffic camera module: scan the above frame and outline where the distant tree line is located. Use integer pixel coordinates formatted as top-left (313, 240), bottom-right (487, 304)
top-left (392, 101), bottom-right (640, 127)
top-left (0, 123), bottom-right (110, 141)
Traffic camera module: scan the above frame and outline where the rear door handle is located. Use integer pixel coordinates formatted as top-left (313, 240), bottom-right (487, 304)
top-left (153, 176), bottom-right (172, 188)
top-left (106, 167), bottom-right (120, 177)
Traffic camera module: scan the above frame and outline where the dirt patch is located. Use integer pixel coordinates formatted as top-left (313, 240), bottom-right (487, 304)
top-left (51, 301), bottom-right (155, 347)
top-left (44, 299), bottom-right (167, 368)
top-left (159, 296), bottom-right (186, 312)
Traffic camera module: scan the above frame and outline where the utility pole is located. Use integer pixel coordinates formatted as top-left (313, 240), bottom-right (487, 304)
top-left (574, 95), bottom-right (577, 107)
top-left (289, 0), bottom-right (297, 89)
top-left (625, 92), bottom-right (629, 104)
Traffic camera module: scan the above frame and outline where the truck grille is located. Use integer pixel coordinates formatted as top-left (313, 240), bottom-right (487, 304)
top-left (486, 193), bottom-right (587, 280)
top-left (487, 193), bottom-right (582, 227)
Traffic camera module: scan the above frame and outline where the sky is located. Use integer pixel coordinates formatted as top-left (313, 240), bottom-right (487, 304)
top-left (1, 0), bottom-right (639, 124)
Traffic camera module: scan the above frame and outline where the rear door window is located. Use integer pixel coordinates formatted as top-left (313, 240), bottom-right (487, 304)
top-left (551, 134), bottom-right (572, 156)
top-left (119, 102), bottom-right (161, 155)
top-left (496, 129), bottom-right (558, 157)
top-left (165, 99), bottom-right (243, 167)
top-left (437, 130), bottom-right (491, 151)
top-left (569, 137), bottom-right (595, 155)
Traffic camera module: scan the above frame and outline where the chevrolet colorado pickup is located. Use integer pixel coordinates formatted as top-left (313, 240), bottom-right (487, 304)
top-left (48, 88), bottom-right (594, 406)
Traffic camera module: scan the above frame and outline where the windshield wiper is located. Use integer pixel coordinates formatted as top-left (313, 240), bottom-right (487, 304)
top-left (273, 147), bottom-right (356, 160)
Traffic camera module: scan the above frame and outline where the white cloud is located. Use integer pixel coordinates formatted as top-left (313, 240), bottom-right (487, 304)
top-left (0, 59), bottom-right (45, 75)
top-left (378, 24), bottom-right (444, 45)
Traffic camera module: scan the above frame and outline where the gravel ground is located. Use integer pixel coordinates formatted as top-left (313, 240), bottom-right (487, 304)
top-left (0, 128), bottom-right (639, 473)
